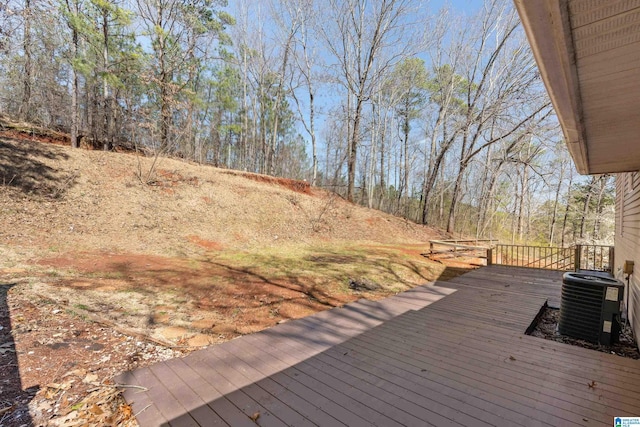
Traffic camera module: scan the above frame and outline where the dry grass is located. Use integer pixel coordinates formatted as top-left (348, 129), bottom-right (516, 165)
top-left (0, 133), bottom-right (459, 341)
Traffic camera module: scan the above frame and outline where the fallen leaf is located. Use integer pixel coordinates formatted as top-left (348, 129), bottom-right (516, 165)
top-left (44, 388), bottom-right (58, 399)
top-left (70, 403), bottom-right (83, 411)
top-left (250, 412), bottom-right (260, 422)
top-left (588, 381), bottom-right (597, 389)
top-left (64, 368), bottom-right (88, 378)
top-left (89, 404), bottom-right (104, 415)
top-left (119, 404), bottom-right (133, 419)
top-left (55, 410), bottom-right (78, 424)
top-left (46, 382), bottom-right (72, 391)
top-left (83, 373), bottom-right (99, 384)
top-left (58, 394), bottom-right (70, 411)
top-left (509, 356), bottom-right (516, 361)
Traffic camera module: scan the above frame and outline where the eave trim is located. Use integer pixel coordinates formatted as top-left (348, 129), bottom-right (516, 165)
top-left (514, 0), bottom-right (589, 174)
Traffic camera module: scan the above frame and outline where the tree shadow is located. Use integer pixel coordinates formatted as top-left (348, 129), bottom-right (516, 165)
top-left (115, 283), bottom-right (458, 426)
top-left (436, 266), bottom-right (477, 282)
top-left (40, 246), bottom-right (473, 353)
top-left (0, 283), bottom-right (37, 425)
top-left (0, 137), bottom-right (75, 198)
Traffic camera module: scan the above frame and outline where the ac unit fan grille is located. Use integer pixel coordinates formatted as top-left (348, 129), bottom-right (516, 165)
top-left (559, 273), bottom-right (617, 343)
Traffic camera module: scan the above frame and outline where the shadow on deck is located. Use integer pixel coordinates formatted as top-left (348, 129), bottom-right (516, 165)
top-left (117, 266), bottom-right (640, 427)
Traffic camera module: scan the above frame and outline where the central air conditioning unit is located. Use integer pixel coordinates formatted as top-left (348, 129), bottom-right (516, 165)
top-left (558, 272), bottom-right (624, 345)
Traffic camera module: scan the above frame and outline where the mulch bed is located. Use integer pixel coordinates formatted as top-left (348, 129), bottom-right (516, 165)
top-left (529, 306), bottom-right (640, 359)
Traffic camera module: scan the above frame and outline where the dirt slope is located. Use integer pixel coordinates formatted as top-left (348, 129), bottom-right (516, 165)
top-left (1, 135), bottom-right (444, 256)
top-left (0, 133), bottom-right (466, 426)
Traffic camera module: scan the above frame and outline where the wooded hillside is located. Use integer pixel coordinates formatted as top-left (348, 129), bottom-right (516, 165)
top-left (0, 0), bottom-right (614, 244)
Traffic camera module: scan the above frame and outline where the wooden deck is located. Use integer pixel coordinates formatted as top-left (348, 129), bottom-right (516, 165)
top-left (116, 266), bottom-right (640, 426)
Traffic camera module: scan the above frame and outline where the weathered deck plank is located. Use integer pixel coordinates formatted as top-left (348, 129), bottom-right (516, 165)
top-left (116, 266), bottom-right (640, 427)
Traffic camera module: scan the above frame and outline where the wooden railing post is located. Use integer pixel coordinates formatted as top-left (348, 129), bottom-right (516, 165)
top-left (487, 248), bottom-right (493, 266)
top-left (574, 245), bottom-right (582, 271)
top-left (609, 246), bottom-right (615, 273)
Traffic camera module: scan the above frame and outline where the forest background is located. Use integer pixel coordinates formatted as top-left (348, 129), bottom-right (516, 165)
top-left (0, 0), bottom-right (614, 245)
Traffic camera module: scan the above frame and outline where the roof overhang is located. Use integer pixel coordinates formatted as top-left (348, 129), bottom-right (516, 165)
top-left (514, 0), bottom-right (640, 175)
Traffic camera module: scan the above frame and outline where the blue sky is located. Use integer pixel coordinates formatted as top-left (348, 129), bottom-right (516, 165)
top-left (431, 0), bottom-right (484, 13)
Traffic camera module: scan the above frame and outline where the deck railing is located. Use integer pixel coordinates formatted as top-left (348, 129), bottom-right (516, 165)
top-left (575, 244), bottom-right (614, 272)
top-left (429, 239), bottom-right (498, 254)
top-left (487, 244), bottom-right (614, 272)
top-left (488, 244), bottom-right (574, 270)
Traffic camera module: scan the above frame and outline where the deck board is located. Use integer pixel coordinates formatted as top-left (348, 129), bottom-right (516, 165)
top-left (221, 337), bottom-right (405, 426)
top-left (343, 323), bottom-right (622, 424)
top-left (244, 327), bottom-right (489, 427)
top-left (116, 266), bottom-right (640, 426)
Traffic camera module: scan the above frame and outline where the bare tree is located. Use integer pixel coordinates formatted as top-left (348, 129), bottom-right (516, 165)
top-left (266, 0), bottom-right (300, 175)
top-left (288, 0), bottom-right (319, 185)
top-left (62, 0), bottom-right (81, 148)
top-left (560, 166), bottom-right (575, 247)
top-left (549, 142), bottom-right (570, 244)
top-left (319, 0), bottom-right (419, 202)
top-left (443, 0), bottom-right (552, 233)
top-left (17, 0), bottom-right (32, 120)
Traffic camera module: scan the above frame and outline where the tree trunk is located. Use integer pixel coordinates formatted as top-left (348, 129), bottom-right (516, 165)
top-left (368, 102), bottom-right (378, 208)
top-left (19, 0), bottom-right (32, 121)
top-left (160, 78), bottom-right (170, 151)
top-left (421, 105), bottom-right (448, 225)
top-left (479, 159), bottom-right (506, 237)
top-left (156, 9), bottom-right (170, 153)
top-left (446, 161), bottom-right (466, 233)
top-left (447, 127), bottom-right (471, 233)
top-left (241, 47), bottom-right (248, 169)
top-left (268, 27), bottom-right (295, 176)
top-left (579, 177), bottom-right (595, 239)
top-left (102, 10), bottom-right (112, 151)
top-left (475, 146), bottom-right (492, 238)
top-left (592, 175), bottom-right (608, 240)
top-left (309, 91), bottom-right (317, 186)
top-left (549, 161), bottom-right (565, 245)
top-left (560, 169), bottom-right (574, 247)
top-left (400, 101), bottom-right (410, 215)
top-left (379, 108), bottom-right (387, 209)
top-left (347, 96), bottom-right (364, 202)
top-left (68, 0), bottom-right (79, 149)
top-left (517, 165), bottom-right (529, 241)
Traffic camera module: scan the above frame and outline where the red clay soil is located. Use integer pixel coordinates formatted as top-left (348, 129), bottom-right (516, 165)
top-left (187, 235), bottom-right (224, 250)
top-left (35, 251), bottom-right (354, 332)
top-left (0, 129), bottom-right (69, 147)
top-left (223, 170), bottom-right (312, 194)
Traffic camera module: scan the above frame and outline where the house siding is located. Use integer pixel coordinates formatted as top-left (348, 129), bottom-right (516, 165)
top-left (614, 173), bottom-right (640, 345)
